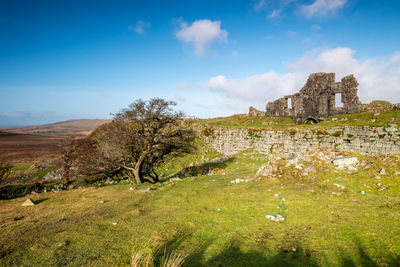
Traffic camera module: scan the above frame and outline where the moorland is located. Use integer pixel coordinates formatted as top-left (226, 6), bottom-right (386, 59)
top-left (0, 104), bottom-right (400, 266)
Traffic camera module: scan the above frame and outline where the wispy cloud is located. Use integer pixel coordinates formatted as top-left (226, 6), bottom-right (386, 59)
top-left (254, 0), bottom-right (346, 20)
top-left (253, 0), bottom-right (268, 11)
top-left (254, 0), bottom-right (296, 20)
top-left (287, 30), bottom-right (298, 37)
top-left (311, 24), bottom-right (321, 31)
top-left (128, 20), bottom-right (151, 34)
top-left (176, 19), bottom-right (228, 56)
top-left (299, 0), bottom-right (347, 18)
top-left (268, 9), bottom-right (282, 19)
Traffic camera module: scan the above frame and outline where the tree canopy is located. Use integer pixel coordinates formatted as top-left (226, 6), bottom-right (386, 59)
top-left (61, 98), bottom-right (196, 184)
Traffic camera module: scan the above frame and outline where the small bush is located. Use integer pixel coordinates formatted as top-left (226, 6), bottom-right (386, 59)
top-left (201, 126), bottom-right (214, 137)
top-left (332, 131), bottom-right (342, 137)
top-left (0, 163), bottom-right (12, 184)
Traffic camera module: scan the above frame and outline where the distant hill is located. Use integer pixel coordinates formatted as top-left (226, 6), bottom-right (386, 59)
top-left (1, 119), bottom-right (110, 136)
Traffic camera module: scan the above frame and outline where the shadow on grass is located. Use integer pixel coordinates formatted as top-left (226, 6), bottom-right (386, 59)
top-left (337, 239), bottom-right (400, 267)
top-left (33, 197), bottom-right (49, 204)
top-left (168, 157), bottom-right (235, 179)
top-left (145, 232), bottom-right (400, 267)
top-left (186, 238), bottom-right (318, 267)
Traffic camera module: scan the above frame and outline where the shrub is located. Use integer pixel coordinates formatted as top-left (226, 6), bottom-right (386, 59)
top-left (0, 163), bottom-right (12, 184)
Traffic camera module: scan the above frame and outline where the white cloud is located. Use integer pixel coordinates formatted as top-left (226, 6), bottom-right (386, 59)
top-left (128, 20), bottom-right (151, 34)
top-left (299, 0), bottom-right (347, 18)
top-left (206, 72), bottom-right (306, 109)
top-left (176, 19), bottom-right (228, 56)
top-left (288, 47), bottom-right (400, 101)
top-left (205, 47), bottom-right (400, 111)
top-left (390, 51), bottom-right (400, 65)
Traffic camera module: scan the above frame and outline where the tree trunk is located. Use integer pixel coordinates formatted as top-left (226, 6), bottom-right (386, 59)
top-left (133, 154), bottom-right (146, 184)
top-left (152, 170), bottom-right (159, 182)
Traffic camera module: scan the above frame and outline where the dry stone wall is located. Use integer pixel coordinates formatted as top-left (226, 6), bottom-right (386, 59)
top-left (201, 126), bottom-right (400, 156)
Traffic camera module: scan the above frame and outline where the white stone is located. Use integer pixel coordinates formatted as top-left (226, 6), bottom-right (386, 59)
top-left (333, 183), bottom-right (345, 189)
top-left (22, 198), bottom-right (35, 206)
top-left (332, 156), bottom-right (358, 169)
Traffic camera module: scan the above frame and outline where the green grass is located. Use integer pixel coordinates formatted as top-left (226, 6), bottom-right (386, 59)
top-left (10, 162), bottom-right (32, 172)
top-left (1, 147), bottom-right (400, 266)
top-left (199, 110), bottom-right (400, 129)
top-left (199, 114), bottom-right (296, 128)
top-left (317, 110), bottom-right (400, 128)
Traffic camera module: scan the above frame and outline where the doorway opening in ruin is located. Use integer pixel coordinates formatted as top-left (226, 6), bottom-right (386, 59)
top-left (335, 93), bottom-right (343, 107)
top-left (287, 98), bottom-right (292, 109)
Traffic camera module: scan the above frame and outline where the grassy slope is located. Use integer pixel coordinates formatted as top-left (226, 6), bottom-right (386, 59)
top-left (1, 147), bottom-right (400, 266)
top-left (199, 110), bottom-right (400, 129)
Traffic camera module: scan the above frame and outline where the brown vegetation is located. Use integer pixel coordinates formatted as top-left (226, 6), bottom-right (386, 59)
top-left (0, 132), bottom-right (71, 163)
top-left (2, 119), bottom-right (109, 136)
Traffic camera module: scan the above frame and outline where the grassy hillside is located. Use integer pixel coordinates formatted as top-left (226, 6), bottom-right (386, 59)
top-left (199, 110), bottom-right (400, 129)
top-left (1, 146), bottom-right (400, 266)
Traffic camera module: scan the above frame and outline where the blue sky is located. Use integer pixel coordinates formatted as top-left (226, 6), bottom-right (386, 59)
top-left (1, 0), bottom-right (399, 126)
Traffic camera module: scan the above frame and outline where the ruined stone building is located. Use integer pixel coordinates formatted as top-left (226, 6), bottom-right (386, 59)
top-left (249, 72), bottom-right (363, 123)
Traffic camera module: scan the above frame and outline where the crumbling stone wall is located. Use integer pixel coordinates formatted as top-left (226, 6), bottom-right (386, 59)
top-left (256, 73), bottom-right (363, 123)
top-left (202, 126), bottom-right (400, 157)
top-left (248, 106), bottom-right (265, 117)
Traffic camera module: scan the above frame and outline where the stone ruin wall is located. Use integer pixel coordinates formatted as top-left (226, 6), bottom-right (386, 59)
top-left (253, 72), bottom-right (363, 123)
top-left (202, 126), bottom-right (400, 157)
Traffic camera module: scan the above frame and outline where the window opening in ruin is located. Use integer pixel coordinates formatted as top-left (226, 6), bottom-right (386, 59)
top-left (287, 98), bottom-right (292, 109)
top-left (335, 93), bottom-right (343, 107)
